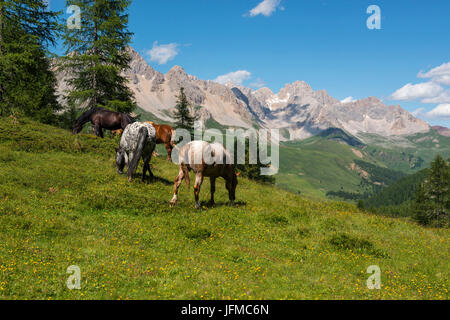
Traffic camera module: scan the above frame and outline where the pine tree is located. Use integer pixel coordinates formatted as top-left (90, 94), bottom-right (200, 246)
top-left (234, 137), bottom-right (275, 184)
top-left (173, 87), bottom-right (197, 130)
top-left (0, 0), bottom-right (60, 122)
top-left (61, 0), bottom-right (135, 113)
top-left (413, 155), bottom-right (449, 227)
top-left (0, 0), bottom-right (59, 47)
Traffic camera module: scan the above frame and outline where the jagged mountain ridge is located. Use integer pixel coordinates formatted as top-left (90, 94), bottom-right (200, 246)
top-left (57, 47), bottom-right (431, 141)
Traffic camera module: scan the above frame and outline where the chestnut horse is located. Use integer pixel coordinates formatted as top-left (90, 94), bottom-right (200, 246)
top-left (109, 121), bottom-right (176, 161)
top-left (145, 122), bottom-right (176, 161)
top-left (72, 107), bottom-right (135, 138)
top-left (169, 141), bottom-right (238, 209)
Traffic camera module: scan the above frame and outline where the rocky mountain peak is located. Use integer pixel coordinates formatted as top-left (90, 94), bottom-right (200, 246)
top-left (125, 47), bottom-right (161, 82)
top-left (54, 46), bottom-right (433, 141)
top-left (167, 65), bottom-right (187, 76)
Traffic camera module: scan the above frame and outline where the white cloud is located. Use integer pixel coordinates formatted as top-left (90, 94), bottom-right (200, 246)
top-left (421, 90), bottom-right (450, 104)
top-left (418, 62), bottom-right (450, 85)
top-left (213, 70), bottom-right (252, 85)
top-left (341, 96), bottom-right (357, 104)
top-left (147, 41), bottom-right (180, 65)
top-left (433, 75), bottom-right (450, 86)
top-left (391, 62), bottom-right (450, 126)
top-left (248, 0), bottom-right (283, 17)
top-left (426, 104), bottom-right (450, 119)
top-left (411, 105), bottom-right (450, 120)
top-left (250, 78), bottom-right (266, 89)
top-left (390, 82), bottom-right (443, 101)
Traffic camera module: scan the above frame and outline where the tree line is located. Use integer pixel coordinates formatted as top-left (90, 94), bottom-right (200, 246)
top-left (0, 0), bottom-right (207, 133)
top-left (0, 0), bottom-right (136, 126)
top-left (359, 155), bottom-right (449, 228)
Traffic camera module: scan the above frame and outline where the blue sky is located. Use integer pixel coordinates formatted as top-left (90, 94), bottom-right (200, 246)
top-left (51, 0), bottom-right (450, 127)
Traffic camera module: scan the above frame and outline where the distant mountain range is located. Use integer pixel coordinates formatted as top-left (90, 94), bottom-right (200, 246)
top-left (55, 47), bottom-right (444, 143)
top-left (123, 47), bottom-right (432, 141)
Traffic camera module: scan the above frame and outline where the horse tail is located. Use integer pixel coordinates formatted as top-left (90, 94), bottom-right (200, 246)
top-left (170, 128), bottom-right (177, 148)
top-left (127, 127), bottom-right (148, 181)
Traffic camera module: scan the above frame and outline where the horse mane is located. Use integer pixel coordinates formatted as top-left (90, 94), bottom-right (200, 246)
top-left (75, 107), bottom-right (104, 126)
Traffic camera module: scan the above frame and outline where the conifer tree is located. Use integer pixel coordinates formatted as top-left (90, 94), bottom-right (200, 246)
top-left (0, 0), bottom-right (60, 121)
top-left (173, 87), bottom-right (197, 130)
top-left (234, 137), bottom-right (275, 184)
top-left (413, 155), bottom-right (449, 227)
top-left (62, 0), bottom-right (135, 113)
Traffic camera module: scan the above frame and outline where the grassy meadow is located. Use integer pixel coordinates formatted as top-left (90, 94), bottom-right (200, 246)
top-left (0, 117), bottom-right (448, 300)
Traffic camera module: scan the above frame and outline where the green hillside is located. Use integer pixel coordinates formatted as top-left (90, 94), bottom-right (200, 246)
top-left (0, 117), bottom-right (448, 300)
top-left (363, 169), bottom-right (429, 210)
top-left (361, 130), bottom-right (450, 173)
top-left (276, 129), bottom-right (450, 200)
top-left (277, 135), bottom-right (408, 200)
top-left (277, 138), bottom-right (367, 199)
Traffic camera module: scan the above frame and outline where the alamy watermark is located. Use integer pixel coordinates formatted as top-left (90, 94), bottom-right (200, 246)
top-left (366, 265), bottom-right (381, 290)
top-left (67, 5), bottom-right (81, 30)
top-left (66, 265), bottom-right (81, 290)
top-left (172, 121), bottom-right (279, 176)
top-left (367, 5), bottom-right (381, 30)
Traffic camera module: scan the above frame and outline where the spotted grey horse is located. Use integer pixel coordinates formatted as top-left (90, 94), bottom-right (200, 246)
top-left (116, 122), bottom-right (156, 182)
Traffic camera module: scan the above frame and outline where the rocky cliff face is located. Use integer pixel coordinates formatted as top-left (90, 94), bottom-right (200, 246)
top-left (124, 47), bottom-right (253, 128)
top-left (56, 47), bottom-right (431, 141)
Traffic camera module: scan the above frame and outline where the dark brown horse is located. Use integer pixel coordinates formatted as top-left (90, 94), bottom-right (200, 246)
top-left (145, 122), bottom-right (176, 161)
top-left (72, 107), bottom-right (135, 138)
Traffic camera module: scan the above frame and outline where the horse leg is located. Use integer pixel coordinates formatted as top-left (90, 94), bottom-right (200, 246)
top-left (165, 143), bottom-right (172, 161)
top-left (127, 152), bottom-right (136, 182)
top-left (92, 124), bottom-right (103, 138)
top-left (170, 168), bottom-right (185, 207)
top-left (142, 152), bottom-right (153, 182)
top-left (209, 177), bottom-right (216, 206)
top-left (226, 179), bottom-right (234, 205)
top-left (142, 156), bottom-right (148, 182)
top-left (194, 173), bottom-right (204, 209)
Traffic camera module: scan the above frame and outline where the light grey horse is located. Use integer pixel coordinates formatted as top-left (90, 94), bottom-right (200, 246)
top-left (116, 122), bottom-right (156, 182)
top-left (170, 141), bottom-right (239, 209)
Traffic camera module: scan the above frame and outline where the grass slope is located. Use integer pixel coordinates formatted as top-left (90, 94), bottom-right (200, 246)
top-left (0, 117), bottom-right (448, 300)
top-left (277, 138), bottom-right (375, 199)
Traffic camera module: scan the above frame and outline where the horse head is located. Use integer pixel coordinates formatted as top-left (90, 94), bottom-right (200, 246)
top-left (115, 147), bottom-right (127, 174)
top-left (229, 170), bottom-right (239, 202)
